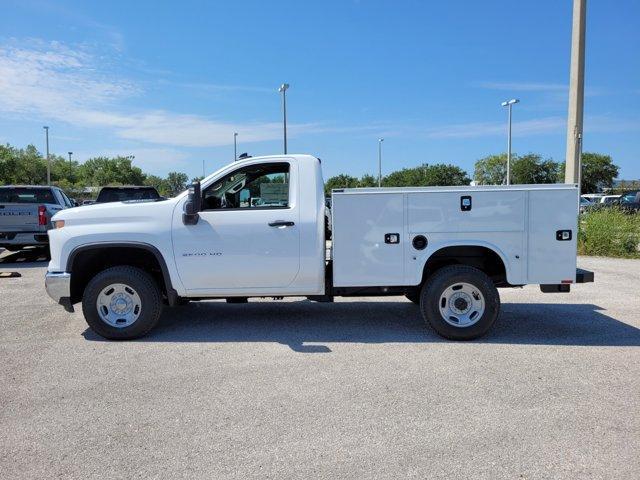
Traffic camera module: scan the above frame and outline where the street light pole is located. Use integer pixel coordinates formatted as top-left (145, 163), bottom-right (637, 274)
top-left (43, 126), bottom-right (50, 185)
top-left (234, 132), bottom-right (238, 161)
top-left (278, 83), bottom-right (289, 154)
top-left (68, 152), bottom-right (73, 180)
top-left (565, 0), bottom-right (587, 186)
top-left (378, 138), bottom-right (384, 187)
top-left (501, 99), bottom-right (519, 185)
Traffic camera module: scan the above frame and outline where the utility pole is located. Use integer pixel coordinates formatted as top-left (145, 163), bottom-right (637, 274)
top-left (501, 99), bottom-right (519, 185)
top-left (378, 138), bottom-right (384, 187)
top-left (68, 152), bottom-right (73, 180)
top-left (234, 132), bottom-right (238, 161)
top-left (43, 126), bottom-right (50, 185)
top-left (278, 83), bottom-right (289, 154)
top-left (565, 0), bottom-right (587, 186)
top-left (202, 159), bottom-right (205, 177)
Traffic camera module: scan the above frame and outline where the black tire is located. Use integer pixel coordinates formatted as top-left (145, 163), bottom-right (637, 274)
top-left (82, 266), bottom-right (163, 340)
top-left (405, 290), bottom-right (420, 305)
top-left (226, 297), bottom-right (248, 304)
top-left (420, 265), bottom-right (500, 340)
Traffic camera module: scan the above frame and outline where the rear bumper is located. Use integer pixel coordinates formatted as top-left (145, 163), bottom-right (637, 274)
top-left (0, 231), bottom-right (49, 246)
top-left (540, 268), bottom-right (594, 293)
top-left (576, 268), bottom-right (594, 283)
top-left (45, 272), bottom-right (74, 312)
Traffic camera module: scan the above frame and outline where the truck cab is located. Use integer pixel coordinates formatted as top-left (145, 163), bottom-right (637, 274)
top-left (45, 154), bottom-right (593, 341)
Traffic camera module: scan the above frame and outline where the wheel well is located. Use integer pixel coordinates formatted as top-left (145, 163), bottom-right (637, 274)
top-left (68, 245), bottom-right (170, 304)
top-left (421, 246), bottom-right (507, 286)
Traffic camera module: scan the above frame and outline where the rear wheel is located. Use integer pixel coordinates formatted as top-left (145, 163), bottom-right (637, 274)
top-left (82, 266), bottom-right (163, 340)
top-left (420, 265), bottom-right (500, 340)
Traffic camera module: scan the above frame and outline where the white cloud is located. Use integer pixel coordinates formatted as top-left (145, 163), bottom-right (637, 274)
top-left (0, 40), bottom-right (307, 148)
top-left (0, 40), bottom-right (136, 116)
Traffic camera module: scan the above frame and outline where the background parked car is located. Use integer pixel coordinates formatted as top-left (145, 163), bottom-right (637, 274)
top-left (579, 196), bottom-right (592, 214)
top-left (581, 193), bottom-right (604, 203)
top-left (0, 185), bottom-right (73, 252)
top-left (600, 194), bottom-right (621, 205)
top-left (618, 190), bottom-right (640, 213)
top-left (94, 186), bottom-right (162, 203)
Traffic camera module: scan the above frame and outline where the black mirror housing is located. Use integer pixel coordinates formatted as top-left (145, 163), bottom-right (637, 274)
top-left (183, 181), bottom-right (202, 225)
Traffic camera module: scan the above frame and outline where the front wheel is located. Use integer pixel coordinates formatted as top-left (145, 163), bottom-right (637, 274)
top-left (420, 265), bottom-right (500, 340)
top-left (405, 290), bottom-right (420, 305)
top-left (82, 266), bottom-right (163, 340)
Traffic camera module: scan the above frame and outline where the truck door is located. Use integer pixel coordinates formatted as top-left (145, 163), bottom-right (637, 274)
top-left (171, 161), bottom-right (300, 292)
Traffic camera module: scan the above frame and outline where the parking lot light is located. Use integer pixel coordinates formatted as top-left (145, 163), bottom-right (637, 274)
top-left (501, 99), bottom-right (519, 185)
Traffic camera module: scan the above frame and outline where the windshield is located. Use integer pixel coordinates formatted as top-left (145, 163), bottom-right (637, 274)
top-left (0, 188), bottom-right (56, 204)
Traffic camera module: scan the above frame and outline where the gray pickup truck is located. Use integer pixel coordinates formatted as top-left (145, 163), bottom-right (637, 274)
top-left (0, 186), bottom-right (73, 252)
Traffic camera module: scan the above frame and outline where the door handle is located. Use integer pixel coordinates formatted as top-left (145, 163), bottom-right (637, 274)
top-left (268, 221), bottom-right (295, 227)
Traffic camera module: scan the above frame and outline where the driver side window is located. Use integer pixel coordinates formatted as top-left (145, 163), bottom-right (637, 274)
top-left (202, 162), bottom-right (290, 211)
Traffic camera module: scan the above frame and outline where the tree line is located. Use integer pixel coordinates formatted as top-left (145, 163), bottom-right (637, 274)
top-left (0, 144), bottom-right (190, 199)
top-left (325, 152), bottom-right (620, 195)
top-left (0, 143), bottom-right (623, 199)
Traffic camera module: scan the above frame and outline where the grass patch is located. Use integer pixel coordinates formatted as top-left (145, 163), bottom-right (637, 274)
top-left (578, 208), bottom-right (640, 258)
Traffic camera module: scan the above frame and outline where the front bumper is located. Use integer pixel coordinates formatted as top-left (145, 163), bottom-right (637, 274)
top-left (45, 272), bottom-right (74, 312)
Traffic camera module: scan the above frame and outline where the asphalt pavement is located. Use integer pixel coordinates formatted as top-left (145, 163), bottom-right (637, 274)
top-left (1, 250), bottom-right (639, 479)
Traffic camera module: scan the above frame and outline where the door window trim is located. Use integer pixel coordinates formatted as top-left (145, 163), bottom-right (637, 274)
top-left (201, 161), bottom-right (292, 212)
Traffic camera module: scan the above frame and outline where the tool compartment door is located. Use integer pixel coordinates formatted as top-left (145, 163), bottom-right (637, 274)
top-left (332, 192), bottom-right (405, 287)
top-left (527, 188), bottom-right (579, 283)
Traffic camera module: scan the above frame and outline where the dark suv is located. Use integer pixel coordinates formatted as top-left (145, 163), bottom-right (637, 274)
top-left (95, 186), bottom-right (162, 204)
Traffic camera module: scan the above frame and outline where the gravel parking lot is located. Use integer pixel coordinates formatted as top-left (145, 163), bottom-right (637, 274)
top-left (1, 249), bottom-right (639, 479)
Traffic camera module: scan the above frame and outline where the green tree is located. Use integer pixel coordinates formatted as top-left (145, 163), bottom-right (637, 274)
top-left (358, 174), bottom-right (378, 187)
top-left (78, 156), bottom-right (146, 186)
top-left (51, 154), bottom-right (80, 184)
top-left (579, 153), bottom-right (619, 193)
top-left (475, 153), bottom-right (561, 185)
top-left (165, 171), bottom-right (189, 196)
top-left (382, 163), bottom-right (470, 187)
top-left (144, 175), bottom-right (170, 196)
top-left (324, 174), bottom-right (359, 195)
top-left (474, 154), bottom-right (507, 185)
top-left (510, 154), bottom-right (561, 184)
top-left (0, 144), bottom-right (20, 184)
top-left (3, 144), bottom-right (48, 185)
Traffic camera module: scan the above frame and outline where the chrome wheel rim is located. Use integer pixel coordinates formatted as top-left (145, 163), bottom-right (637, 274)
top-left (96, 283), bottom-right (142, 328)
top-left (438, 282), bottom-right (485, 328)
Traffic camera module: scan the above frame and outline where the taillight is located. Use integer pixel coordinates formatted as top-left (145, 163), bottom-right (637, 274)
top-left (38, 205), bottom-right (47, 226)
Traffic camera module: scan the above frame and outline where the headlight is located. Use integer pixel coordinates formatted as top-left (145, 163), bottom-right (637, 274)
top-left (53, 220), bottom-right (65, 229)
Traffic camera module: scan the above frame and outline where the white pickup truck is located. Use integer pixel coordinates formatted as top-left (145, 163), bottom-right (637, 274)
top-left (45, 154), bottom-right (593, 340)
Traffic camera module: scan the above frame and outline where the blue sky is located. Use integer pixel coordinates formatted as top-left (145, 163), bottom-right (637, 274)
top-left (1, 0), bottom-right (638, 180)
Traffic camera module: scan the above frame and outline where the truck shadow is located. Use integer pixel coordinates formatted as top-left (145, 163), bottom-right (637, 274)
top-left (82, 300), bottom-right (640, 351)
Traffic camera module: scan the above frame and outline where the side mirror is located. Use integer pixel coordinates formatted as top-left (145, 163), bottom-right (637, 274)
top-left (183, 181), bottom-right (202, 225)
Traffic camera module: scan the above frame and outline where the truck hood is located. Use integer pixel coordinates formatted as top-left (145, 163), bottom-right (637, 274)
top-left (52, 198), bottom-right (178, 225)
